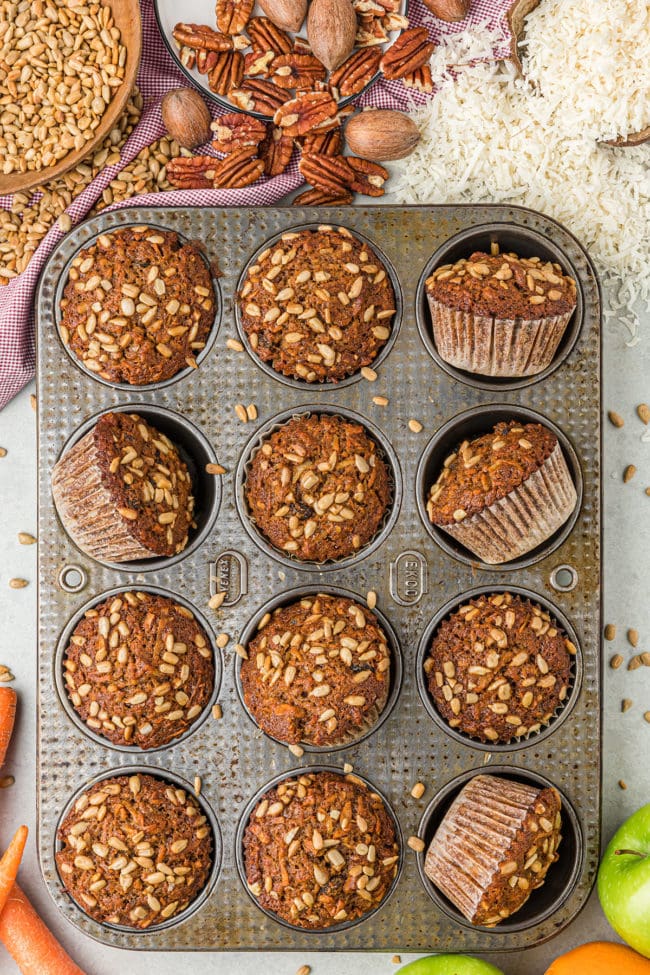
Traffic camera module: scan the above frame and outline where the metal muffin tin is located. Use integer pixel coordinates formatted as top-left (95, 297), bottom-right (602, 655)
top-left (36, 204), bottom-right (601, 953)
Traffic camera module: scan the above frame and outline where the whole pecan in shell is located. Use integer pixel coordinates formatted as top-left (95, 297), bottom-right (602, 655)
top-left (247, 16), bottom-right (293, 55)
top-left (216, 0), bottom-right (254, 34)
top-left (380, 27), bottom-right (435, 79)
top-left (259, 126), bottom-right (294, 176)
top-left (330, 47), bottom-right (381, 97)
top-left (274, 91), bottom-right (339, 138)
top-left (211, 113), bottom-right (268, 154)
top-left (172, 23), bottom-right (233, 52)
top-left (207, 51), bottom-right (244, 96)
top-left (214, 146), bottom-right (265, 188)
top-left (293, 186), bottom-right (353, 206)
top-left (270, 53), bottom-right (328, 90)
top-left (230, 78), bottom-right (288, 114)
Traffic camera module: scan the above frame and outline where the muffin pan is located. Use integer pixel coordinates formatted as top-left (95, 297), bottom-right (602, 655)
top-left (35, 204), bottom-right (601, 952)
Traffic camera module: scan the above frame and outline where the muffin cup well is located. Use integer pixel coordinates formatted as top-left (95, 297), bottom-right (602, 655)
top-left (236, 405), bottom-right (402, 572)
top-left (54, 221), bottom-right (222, 392)
top-left (416, 405), bottom-right (582, 571)
top-left (234, 585), bottom-right (403, 752)
top-left (415, 585), bottom-right (582, 752)
top-left (234, 223), bottom-right (403, 391)
top-left (235, 764), bottom-right (403, 934)
top-left (415, 766), bottom-right (583, 934)
top-left (54, 585), bottom-right (222, 753)
top-left (53, 404), bottom-right (221, 572)
top-left (55, 765), bottom-right (222, 934)
top-left (416, 223), bottom-right (584, 390)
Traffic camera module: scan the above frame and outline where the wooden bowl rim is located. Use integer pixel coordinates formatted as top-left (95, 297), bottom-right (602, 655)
top-left (0, 0), bottom-right (142, 197)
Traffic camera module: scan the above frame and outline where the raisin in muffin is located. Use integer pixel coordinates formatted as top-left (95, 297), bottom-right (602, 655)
top-left (238, 226), bottom-right (396, 383)
top-left (426, 420), bottom-right (576, 564)
top-left (52, 412), bottom-right (195, 562)
top-left (424, 592), bottom-right (575, 744)
top-left (425, 245), bottom-right (577, 377)
top-left (57, 773), bottom-right (213, 928)
top-left (243, 770), bottom-right (400, 929)
top-left (63, 590), bottom-right (214, 749)
top-left (245, 413), bottom-right (392, 562)
top-left (60, 227), bottom-right (215, 385)
top-left (241, 593), bottom-right (391, 747)
top-left (424, 773), bottom-right (562, 926)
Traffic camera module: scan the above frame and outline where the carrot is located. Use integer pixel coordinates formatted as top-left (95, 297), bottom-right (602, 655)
top-left (0, 826), bottom-right (28, 918)
top-left (0, 687), bottom-right (17, 769)
top-left (0, 884), bottom-right (87, 975)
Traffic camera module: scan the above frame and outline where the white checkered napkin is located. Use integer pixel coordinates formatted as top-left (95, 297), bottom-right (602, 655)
top-left (0, 0), bottom-right (513, 410)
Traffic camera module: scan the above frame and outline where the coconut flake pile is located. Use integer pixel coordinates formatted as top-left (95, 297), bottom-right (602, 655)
top-left (392, 1), bottom-right (650, 332)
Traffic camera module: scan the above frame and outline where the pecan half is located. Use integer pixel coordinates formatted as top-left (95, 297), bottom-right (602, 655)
top-left (230, 78), bottom-right (288, 114)
top-left (207, 50), bottom-right (244, 96)
top-left (259, 125), bottom-right (294, 176)
top-left (247, 17), bottom-right (293, 56)
top-left (380, 27), bottom-right (435, 80)
top-left (293, 187), bottom-right (353, 206)
top-left (299, 126), bottom-right (343, 156)
top-left (211, 113), bottom-right (267, 154)
top-left (196, 50), bottom-right (219, 74)
top-left (299, 152), bottom-right (355, 194)
top-left (330, 47), bottom-right (381, 97)
top-left (214, 146), bottom-right (265, 188)
top-left (173, 23), bottom-right (233, 52)
top-left (274, 91), bottom-right (339, 138)
top-left (216, 0), bottom-right (254, 34)
top-left (178, 45), bottom-right (197, 71)
top-left (167, 156), bottom-right (218, 189)
top-left (402, 64), bottom-right (433, 92)
top-left (244, 49), bottom-right (275, 78)
top-left (270, 53), bottom-right (328, 90)
top-left (347, 156), bottom-right (388, 196)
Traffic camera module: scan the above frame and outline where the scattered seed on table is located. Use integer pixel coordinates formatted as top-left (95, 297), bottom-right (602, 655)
top-left (411, 782), bottom-right (426, 799)
top-left (641, 652), bottom-right (650, 666)
top-left (628, 655), bottom-right (642, 671)
top-left (644, 712), bottom-right (650, 724)
top-left (296, 966), bottom-right (311, 975)
top-left (30, 394), bottom-right (36, 411)
top-left (361, 366), bottom-right (377, 382)
top-left (628, 628), bottom-right (639, 647)
top-left (604, 623), bottom-right (616, 640)
top-left (0, 447), bottom-right (6, 457)
top-left (623, 464), bottom-right (637, 483)
top-left (212, 704), bottom-right (223, 720)
top-left (17, 532), bottom-right (36, 545)
top-left (622, 698), bottom-right (633, 712)
top-left (288, 743), bottom-right (304, 758)
top-left (372, 395), bottom-right (388, 406)
top-left (0, 776), bottom-right (15, 789)
top-left (637, 403), bottom-right (650, 424)
top-left (234, 643), bottom-right (248, 659)
top-left (407, 835), bottom-right (425, 853)
top-left (646, 487), bottom-right (650, 497)
top-left (235, 403), bottom-right (248, 423)
top-left (0, 666), bottom-right (14, 683)
top-left (607, 410), bottom-right (624, 427)
top-left (226, 338), bottom-right (244, 352)
top-left (205, 463), bottom-right (226, 475)
top-left (408, 418), bottom-right (423, 433)
top-left (194, 775), bottom-right (201, 795)
top-left (610, 654), bottom-right (624, 670)
top-left (9, 578), bottom-right (28, 589)
top-left (367, 590), bottom-right (377, 610)
top-left (246, 403), bottom-right (258, 422)
top-left (343, 763), bottom-right (353, 774)
top-left (392, 957), bottom-right (402, 965)
top-left (618, 780), bottom-right (627, 790)
top-left (208, 591), bottom-right (226, 610)
top-left (216, 632), bottom-right (229, 649)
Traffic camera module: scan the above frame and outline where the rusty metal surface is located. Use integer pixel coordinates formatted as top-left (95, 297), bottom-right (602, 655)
top-left (35, 204), bottom-right (601, 952)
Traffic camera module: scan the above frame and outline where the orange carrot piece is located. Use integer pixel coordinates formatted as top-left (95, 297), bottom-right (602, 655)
top-left (0, 826), bottom-right (28, 918)
top-left (0, 687), bottom-right (17, 769)
top-left (0, 884), bottom-right (87, 975)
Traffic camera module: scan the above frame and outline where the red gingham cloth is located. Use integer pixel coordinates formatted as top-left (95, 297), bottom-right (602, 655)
top-left (0, 0), bottom-right (512, 409)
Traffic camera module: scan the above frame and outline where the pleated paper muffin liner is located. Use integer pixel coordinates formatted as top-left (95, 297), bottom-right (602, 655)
top-left (427, 296), bottom-right (573, 378)
top-left (440, 442), bottom-right (577, 565)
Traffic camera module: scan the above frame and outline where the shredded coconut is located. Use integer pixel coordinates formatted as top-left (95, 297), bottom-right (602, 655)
top-left (392, 6), bottom-right (650, 334)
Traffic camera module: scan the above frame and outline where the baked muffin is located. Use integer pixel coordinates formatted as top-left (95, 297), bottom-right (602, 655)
top-left (240, 594), bottom-right (391, 747)
top-left (426, 420), bottom-right (577, 564)
top-left (52, 411), bottom-right (195, 563)
top-left (424, 592), bottom-right (575, 744)
top-left (59, 227), bottom-right (215, 385)
top-left (238, 226), bottom-right (396, 383)
top-left (425, 245), bottom-right (577, 377)
top-left (62, 590), bottom-right (214, 749)
top-left (243, 770), bottom-right (400, 929)
top-left (57, 773), bottom-right (213, 928)
top-left (424, 773), bottom-right (562, 926)
top-left (245, 413), bottom-right (392, 562)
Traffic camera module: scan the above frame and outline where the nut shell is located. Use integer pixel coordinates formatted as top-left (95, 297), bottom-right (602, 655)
top-left (161, 88), bottom-right (212, 149)
top-left (345, 110), bottom-right (420, 161)
top-left (258, 0), bottom-right (307, 33)
top-left (307, 0), bottom-right (357, 71)
top-left (422, 0), bottom-right (470, 21)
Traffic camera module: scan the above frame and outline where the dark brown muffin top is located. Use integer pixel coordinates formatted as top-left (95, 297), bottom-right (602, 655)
top-left (94, 412), bottom-right (195, 557)
top-left (426, 421), bottom-right (559, 526)
top-left (245, 413), bottom-right (392, 562)
top-left (62, 590), bottom-right (214, 749)
top-left (240, 594), bottom-right (391, 747)
top-left (238, 226), bottom-right (396, 383)
top-left (56, 773), bottom-right (213, 928)
top-left (426, 249), bottom-right (577, 319)
top-left (243, 771), bottom-right (399, 929)
top-left (424, 592), bottom-right (575, 744)
top-left (60, 226), bottom-right (215, 385)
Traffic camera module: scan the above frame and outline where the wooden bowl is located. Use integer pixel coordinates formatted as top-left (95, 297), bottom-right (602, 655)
top-left (0, 0), bottom-right (142, 197)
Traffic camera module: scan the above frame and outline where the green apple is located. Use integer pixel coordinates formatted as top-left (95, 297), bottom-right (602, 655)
top-left (398, 956), bottom-right (505, 975)
top-left (598, 803), bottom-right (650, 958)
